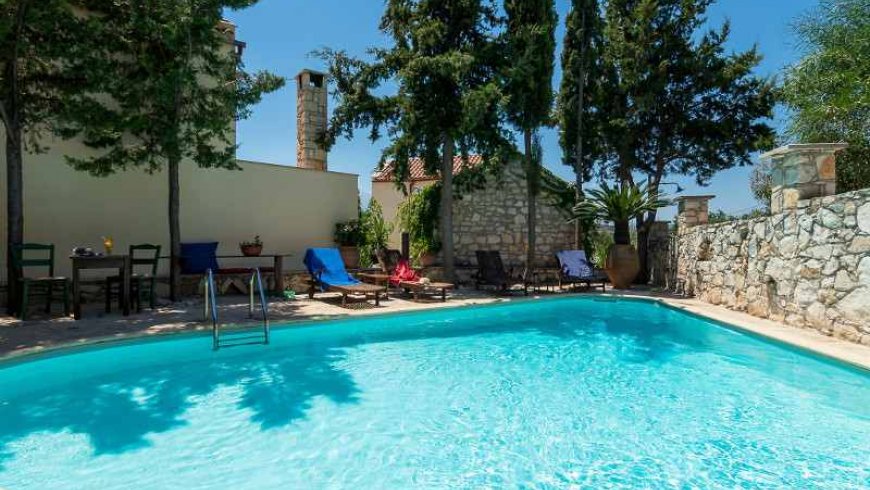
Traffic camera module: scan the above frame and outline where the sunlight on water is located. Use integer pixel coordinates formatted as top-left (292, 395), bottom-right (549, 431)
top-left (0, 298), bottom-right (868, 489)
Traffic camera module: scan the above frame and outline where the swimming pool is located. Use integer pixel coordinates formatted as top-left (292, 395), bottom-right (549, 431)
top-left (0, 297), bottom-right (867, 489)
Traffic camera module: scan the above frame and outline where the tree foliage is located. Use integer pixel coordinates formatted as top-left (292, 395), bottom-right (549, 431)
top-left (61, 0), bottom-right (284, 299)
top-left (1, 0), bottom-right (106, 312)
top-left (558, 0), bottom-right (604, 182)
top-left (319, 0), bottom-right (511, 281)
top-left (504, 0), bottom-right (556, 278)
top-left (781, 0), bottom-right (870, 192)
top-left (571, 182), bottom-right (669, 245)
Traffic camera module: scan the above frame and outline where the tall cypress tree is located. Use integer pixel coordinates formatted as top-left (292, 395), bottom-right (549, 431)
top-left (321, 0), bottom-right (510, 282)
top-left (63, 0), bottom-right (284, 300)
top-left (596, 0), bottom-right (775, 282)
top-left (504, 0), bottom-right (557, 280)
top-left (557, 0), bottom-right (603, 250)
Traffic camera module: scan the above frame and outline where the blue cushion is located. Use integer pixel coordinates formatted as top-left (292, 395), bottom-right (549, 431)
top-left (557, 250), bottom-right (594, 279)
top-left (180, 242), bottom-right (219, 274)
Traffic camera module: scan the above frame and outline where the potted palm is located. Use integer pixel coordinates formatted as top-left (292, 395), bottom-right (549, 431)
top-left (334, 220), bottom-right (364, 269)
top-left (572, 182), bottom-right (668, 289)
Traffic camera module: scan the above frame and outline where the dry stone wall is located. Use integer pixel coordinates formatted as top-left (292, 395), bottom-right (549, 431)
top-left (676, 188), bottom-right (870, 345)
top-left (452, 161), bottom-right (575, 268)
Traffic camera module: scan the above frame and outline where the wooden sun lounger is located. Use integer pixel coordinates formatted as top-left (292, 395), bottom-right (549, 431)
top-left (307, 280), bottom-right (386, 306)
top-left (397, 281), bottom-right (454, 302)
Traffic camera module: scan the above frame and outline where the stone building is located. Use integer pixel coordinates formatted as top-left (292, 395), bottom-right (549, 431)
top-left (371, 158), bottom-right (576, 268)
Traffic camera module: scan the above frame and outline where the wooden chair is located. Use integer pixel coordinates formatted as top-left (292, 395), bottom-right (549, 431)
top-left (474, 250), bottom-right (528, 296)
top-left (12, 243), bottom-right (70, 320)
top-left (106, 244), bottom-right (161, 313)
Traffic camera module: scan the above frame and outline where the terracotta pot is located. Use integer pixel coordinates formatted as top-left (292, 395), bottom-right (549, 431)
top-left (419, 252), bottom-right (437, 267)
top-left (240, 244), bottom-right (262, 257)
top-left (605, 244), bottom-right (639, 289)
top-left (339, 246), bottom-right (360, 269)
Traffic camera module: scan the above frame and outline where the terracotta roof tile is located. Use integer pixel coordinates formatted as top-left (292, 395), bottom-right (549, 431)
top-left (372, 155), bottom-right (484, 183)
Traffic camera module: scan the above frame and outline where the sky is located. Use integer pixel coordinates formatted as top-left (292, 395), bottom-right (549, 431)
top-left (224, 0), bottom-right (821, 220)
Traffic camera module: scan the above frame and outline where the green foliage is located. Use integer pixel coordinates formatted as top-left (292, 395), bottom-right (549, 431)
top-left (239, 235), bottom-right (262, 247)
top-left (557, 0), bottom-right (604, 180)
top-left (781, 0), bottom-right (870, 191)
top-left (571, 182), bottom-right (669, 244)
top-left (709, 208), bottom-right (768, 224)
top-left (333, 220), bottom-right (364, 247)
top-left (318, 0), bottom-right (513, 280)
top-left (593, 0), bottom-right (776, 185)
top-left (750, 159), bottom-right (773, 209)
top-left (397, 185), bottom-right (442, 261)
top-left (587, 226), bottom-right (613, 267)
top-left (503, 0), bottom-right (557, 134)
top-left (60, 1), bottom-right (285, 176)
top-left (359, 200), bottom-right (394, 267)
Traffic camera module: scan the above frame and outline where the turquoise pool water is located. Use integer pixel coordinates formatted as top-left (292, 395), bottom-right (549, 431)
top-left (0, 298), bottom-right (868, 489)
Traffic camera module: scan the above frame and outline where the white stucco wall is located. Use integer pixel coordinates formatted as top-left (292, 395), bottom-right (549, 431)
top-left (0, 133), bottom-right (359, 279)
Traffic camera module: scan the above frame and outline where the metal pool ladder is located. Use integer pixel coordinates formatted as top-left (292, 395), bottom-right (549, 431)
top-left (204, 268), bottom-right (270, 350)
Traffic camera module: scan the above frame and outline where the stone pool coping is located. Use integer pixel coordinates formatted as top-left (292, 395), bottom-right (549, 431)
top-left (1, 290), bottom-right (868, 371)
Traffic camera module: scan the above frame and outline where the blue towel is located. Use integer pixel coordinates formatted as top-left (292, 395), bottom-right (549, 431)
top-left (557, 250), bottom-right (594, 278)
top-left (303, 248), bottom-right (361, 291)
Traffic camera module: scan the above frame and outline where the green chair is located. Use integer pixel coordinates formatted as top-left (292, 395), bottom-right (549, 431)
top-left (105, 244), bottom-right (161, 313)
top-left (12, 243), bottom-right (70, 320)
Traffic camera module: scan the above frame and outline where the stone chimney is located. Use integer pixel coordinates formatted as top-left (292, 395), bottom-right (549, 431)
top-left (761, 143), bottom-right (848, 213)
top-left (296, 69), bottom-right (328, 171)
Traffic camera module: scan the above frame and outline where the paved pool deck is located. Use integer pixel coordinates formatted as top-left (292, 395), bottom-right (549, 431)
top-left (1, 287), bottom-right (868, 370)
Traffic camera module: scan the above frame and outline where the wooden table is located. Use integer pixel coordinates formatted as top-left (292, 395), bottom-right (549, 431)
top-left (71, 255), bottom-right (131, 320)
top-left (213, 254), bottom-right (290, 294)
top-left (358, 272), bottom-right (391, 298)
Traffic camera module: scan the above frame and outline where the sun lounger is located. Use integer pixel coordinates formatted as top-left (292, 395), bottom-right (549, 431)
top-left (474, 250), bottom-right (528, 295)
top-left (304, 248), bottom-right (386, 306)
top-left (555, 250), bottom-right (608, 292)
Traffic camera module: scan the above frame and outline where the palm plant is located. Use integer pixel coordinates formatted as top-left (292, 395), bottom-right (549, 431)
top-left (571, 182), bottom-right (669, 245)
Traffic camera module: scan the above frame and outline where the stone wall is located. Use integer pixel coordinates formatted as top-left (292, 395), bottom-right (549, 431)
top-left (675, 189), bottom-right (870, 345)
top-left (452, 161), bottom-right (575, 268)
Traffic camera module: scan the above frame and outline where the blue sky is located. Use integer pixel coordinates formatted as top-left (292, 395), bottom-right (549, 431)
top-left (225, 0), bottom-right (820, 220)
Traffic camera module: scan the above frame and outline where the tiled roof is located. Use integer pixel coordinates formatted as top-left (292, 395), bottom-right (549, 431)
top-left (372, 155), bottom-right (484, 183)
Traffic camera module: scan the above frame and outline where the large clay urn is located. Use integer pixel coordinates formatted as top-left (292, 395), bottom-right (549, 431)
top-left (605, 244), bottom-right (640, 289)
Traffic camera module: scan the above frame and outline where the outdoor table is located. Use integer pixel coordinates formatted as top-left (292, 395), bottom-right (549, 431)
top-left (71, 255), bottom-right (131, 320)
top-left (357, 272), bottom-right (392, 298)
top-left (211, 254), bottom-right (291, 295)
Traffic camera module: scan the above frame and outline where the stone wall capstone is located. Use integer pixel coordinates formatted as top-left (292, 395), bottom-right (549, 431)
top-left (675, 188), bottom-right (870, 345)
top-left (451, 161), bottom-right (576, 268)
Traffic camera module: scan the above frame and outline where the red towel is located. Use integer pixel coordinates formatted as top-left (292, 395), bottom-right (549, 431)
top-left (389, 259), bottom-right (420, 287)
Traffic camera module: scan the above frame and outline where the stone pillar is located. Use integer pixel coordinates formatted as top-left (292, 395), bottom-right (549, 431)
top-left (647, 221), bottom-right (672, 287)
top-left (761, 143), bottom-right (848, 213)
top-left (676, 195), bottom-right (715, 232)
top-left (296, 69), bottom-right (328, 171)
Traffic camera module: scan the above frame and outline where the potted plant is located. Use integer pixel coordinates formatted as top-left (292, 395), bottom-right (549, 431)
top-left (360, 200), bottom-right (394, 267)
top-left (572, 182), bottom-right (668, 289)
top-left (398, 185), bottom-right (441, 267)
top-left (334, 220), bottom-right (364, 268)
top-left (239, 235), bottom-right (263, 257)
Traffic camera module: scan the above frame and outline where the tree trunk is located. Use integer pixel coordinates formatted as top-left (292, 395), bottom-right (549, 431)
top-left (524, 129), bottom-right (536, 282)
top-left (168, 155), bottom-right (181, 301)
top-left (636, 175), bottom-right (662, 284)
top-left (613, 219), bottom-right (631, 246)
top-left (440, 134), bottom-right (455, 283)
top-left (5, 124), bottom-right (23, 315)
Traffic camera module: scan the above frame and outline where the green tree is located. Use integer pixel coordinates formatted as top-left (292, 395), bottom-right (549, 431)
top-left (320, 0), bottom-right (510, 282)
top-left (63, 1), bottom-right (284, 300)
top-left (1, 1), bottom-right (104, 313)
top-left (503, 0), bottom-right (556, 280)
top-left (594, 0), bottom-right (776, 282)
top-left (558, 0), bottom-right (604, 249)
top-left (782, 0), bottom-right (870, 191)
